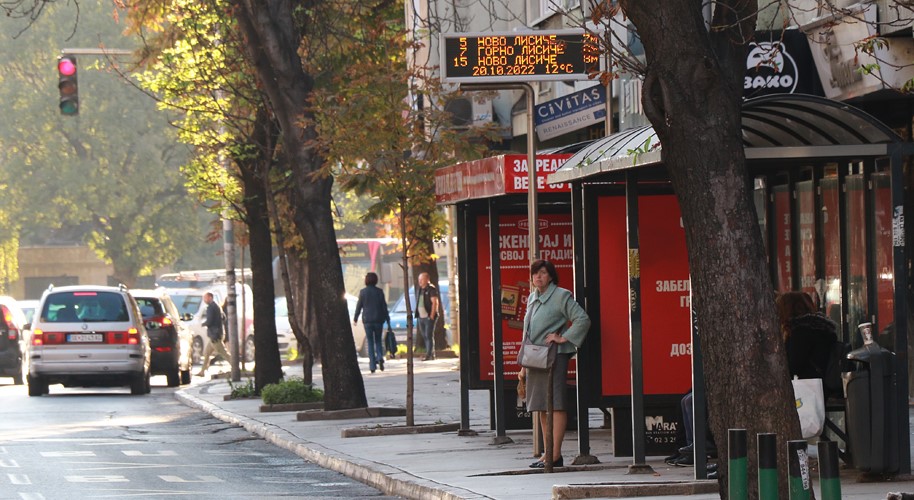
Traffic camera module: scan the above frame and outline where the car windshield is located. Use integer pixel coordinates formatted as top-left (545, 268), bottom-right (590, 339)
top-left (134, 297), bottom-right (166, 319)
top-left (41, 291), bottom-right (129, 323)
top-left (394, 285), bottom-right (449, 314)
top-left (169, 293), bottom-right (203, 317)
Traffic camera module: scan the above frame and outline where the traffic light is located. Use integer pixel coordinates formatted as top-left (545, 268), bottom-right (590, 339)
top-left (57, 55), bottom-right (78, 116)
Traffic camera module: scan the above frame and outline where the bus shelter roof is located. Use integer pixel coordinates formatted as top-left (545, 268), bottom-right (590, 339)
top-left (548, 94), bottom-right (904, 185)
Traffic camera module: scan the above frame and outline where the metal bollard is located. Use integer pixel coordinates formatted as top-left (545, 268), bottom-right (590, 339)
top-left (817, 440), bottom-right (842, 500)
top-left (728, 429), bottom-right (748, 500)
top-left (788, 440), bottom-right (812, 500)
top-left (757, 433), bottom-right (778, 500)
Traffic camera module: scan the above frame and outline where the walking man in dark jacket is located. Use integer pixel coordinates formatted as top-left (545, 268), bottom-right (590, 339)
top-left (354, 272), bottom-right (391, 373)
top-left (197, 292), bottom-right (234, 376)
top-left (415, 272), bottom-right (439, 360)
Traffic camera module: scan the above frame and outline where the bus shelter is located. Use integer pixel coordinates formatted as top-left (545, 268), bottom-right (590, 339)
top-left (546, 93), bottom-right (913, 473)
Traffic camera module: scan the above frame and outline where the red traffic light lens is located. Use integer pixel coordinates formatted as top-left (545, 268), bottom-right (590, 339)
top-left (58, 58), bottom-right (76, 76)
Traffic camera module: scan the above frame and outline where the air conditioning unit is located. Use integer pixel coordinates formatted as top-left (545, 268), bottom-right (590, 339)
top-left (444, 96), bottom-right (493, 128)
top-left (877, 0), bottom-right (914, 35)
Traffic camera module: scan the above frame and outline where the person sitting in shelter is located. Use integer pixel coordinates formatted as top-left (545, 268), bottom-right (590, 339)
top-left (776, 291), bottom-right (839, 396)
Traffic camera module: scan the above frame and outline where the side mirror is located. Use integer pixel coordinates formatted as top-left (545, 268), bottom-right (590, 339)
top-left (181, 313), bottom-right (193, 322)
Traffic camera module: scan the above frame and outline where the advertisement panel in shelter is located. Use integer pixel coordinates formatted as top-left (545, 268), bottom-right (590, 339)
top-left (599, 195), bottom-right (692, 398)
top-left (476, 214), bottom-right (575, 381)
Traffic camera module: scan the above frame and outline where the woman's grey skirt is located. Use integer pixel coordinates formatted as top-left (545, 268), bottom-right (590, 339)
top-left (525, 352), bottom-right (572, 412)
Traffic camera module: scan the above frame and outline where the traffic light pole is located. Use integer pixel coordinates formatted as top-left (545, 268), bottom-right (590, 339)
top-left (61, 48), bottom-right (133, 56)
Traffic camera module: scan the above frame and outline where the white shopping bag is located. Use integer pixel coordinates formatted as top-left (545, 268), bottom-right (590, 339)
top-left (792, 377), bottom-right (825, 439)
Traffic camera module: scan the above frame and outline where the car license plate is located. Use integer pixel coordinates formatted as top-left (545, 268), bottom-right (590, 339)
top-left (67, 333), bottom-right (103, 343)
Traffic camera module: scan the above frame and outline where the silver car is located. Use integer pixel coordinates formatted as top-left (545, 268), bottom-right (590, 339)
top-left (27, 285), bottom-right (151, 396)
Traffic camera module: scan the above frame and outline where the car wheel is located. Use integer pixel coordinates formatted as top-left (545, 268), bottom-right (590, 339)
top-left (358, 338), bottom-right (368, 358)
top-left (191, 337), bottom-right (204, 365)
top-left (244, 335), bottom-right (255, 364)
top-left (166, 367), bottom-right (180, 387)
top-left (130, 372), bottom-right (147, 395)
top-left (145, 370), bottom-right (152, 393)
top-left (180, 369), bottom-right (191, 385)
top-left (27, 375), bottom-right (46, 397)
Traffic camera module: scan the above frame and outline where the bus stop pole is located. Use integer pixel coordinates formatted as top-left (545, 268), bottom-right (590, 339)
top-left (461, 83), bottom-right (536, 447)
top-left (625, 171), bottom-right (653, 474)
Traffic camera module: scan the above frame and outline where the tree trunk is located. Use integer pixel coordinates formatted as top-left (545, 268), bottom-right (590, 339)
top-left (288, 250), bottom-right (317, 384)
top-left (622, 2), bottom-right (799, 498)
top-left (233, 0), bottom-right (367, 410)
top-left (238, 161), bottom-right (283, 392)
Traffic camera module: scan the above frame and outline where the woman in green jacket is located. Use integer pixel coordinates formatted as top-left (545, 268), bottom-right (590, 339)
top-left (521, 259), bottom-right (591, 468)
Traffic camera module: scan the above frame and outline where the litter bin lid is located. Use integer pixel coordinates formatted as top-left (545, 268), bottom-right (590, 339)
top-left (847, 342), bottom-right (889, 363)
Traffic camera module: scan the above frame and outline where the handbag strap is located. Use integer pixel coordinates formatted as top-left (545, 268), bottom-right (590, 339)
top-left (524, 299), bottom-right (542, 341)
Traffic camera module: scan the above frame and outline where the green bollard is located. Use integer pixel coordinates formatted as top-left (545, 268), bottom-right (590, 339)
top-left (728, 429), bottom-right (748, 500)
top-left (757, 433), bottom-right (778, 500)
top-left (817, 440), bottom-right (842, 500)
top-left (788, 440), bottom-right (811, 500)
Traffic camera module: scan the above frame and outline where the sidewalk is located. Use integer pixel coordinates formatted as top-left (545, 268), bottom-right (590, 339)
top-left (176, 357), bottom-right (914, 499)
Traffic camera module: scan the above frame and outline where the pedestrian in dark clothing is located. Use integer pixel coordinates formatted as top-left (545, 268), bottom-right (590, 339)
top-left (198, 292), bottom-right (233, 375)
top-left (777, 291), bottom-right (839, 395)
top-left (354, 272), bottom-right (391, 373)
top-left (415, 272), bottom-right (439, 360)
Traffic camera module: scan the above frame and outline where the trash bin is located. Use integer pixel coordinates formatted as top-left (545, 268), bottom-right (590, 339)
top-left (844, 326), bottom-right (899, 474)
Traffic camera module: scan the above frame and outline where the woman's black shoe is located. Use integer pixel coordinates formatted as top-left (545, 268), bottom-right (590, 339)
top-left (379, 360), bottom-right (384, 371)
top-left (529, 457), bottom-right (563, 468)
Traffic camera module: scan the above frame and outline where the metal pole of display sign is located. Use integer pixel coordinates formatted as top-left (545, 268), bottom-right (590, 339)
top-left (459, 83), bottom-right (535, 448)
top-left (443, 29), bottom-right (596, 470)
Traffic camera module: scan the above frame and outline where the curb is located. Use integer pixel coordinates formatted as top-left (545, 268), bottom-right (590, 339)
top-left (552, 480), bottom-right (720, 499)
top-left (175, 386), bottom-right (487, 500)
top-left (342, 422), bottom-right (461, 438)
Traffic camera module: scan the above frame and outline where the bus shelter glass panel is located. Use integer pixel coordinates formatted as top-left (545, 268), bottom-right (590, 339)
top-left (822, 168), bottom-right (843, 337)
top-left (873, 171), bottom-right (895, 351)
top-left (797, 180), bottom-right (816, 297)
top-left (845, 170), bottom-right (868, 347)
top-left (773, 184), bottom-right (792, 292)
top-left (754, 177), bottom-right (768, 252)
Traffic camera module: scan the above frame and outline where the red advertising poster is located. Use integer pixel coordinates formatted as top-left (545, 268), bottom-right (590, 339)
top-left (598, 197), bottom-right (631, 397)
top-left (873, 173), bottom-right (894, 336)
top-left (476, 214), bottom-right (575, 381)
top-left (773, 186), bottom-right (792, 292)
top-left (639, 196), bottom-right (692, 395)
top-left (822, 179), bottom-right (842, 322)
top-left (599, 195), bottom-right (692, 397)
top-left (797, 181), bottom-right (816, 297)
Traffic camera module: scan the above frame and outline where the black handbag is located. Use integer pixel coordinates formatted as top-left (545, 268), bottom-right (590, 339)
top-left (384, 327), bottom-right (398, 356)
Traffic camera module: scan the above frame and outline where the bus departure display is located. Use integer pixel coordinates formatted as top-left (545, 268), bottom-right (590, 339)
top-left (440, 30), bottom-right (599, 83)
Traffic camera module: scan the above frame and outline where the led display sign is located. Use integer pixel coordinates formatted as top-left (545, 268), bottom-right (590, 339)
top-left (440, 30), bottom-right (600, 83)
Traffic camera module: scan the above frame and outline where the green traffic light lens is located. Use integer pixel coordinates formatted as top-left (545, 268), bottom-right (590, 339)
top-left (60, 100), bottom-right (78, 115)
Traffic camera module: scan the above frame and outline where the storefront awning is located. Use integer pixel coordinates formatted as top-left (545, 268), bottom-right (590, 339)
top-left (549, 94), bottom-right (903, 185)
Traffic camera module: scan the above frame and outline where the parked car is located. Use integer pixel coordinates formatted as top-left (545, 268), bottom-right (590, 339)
top-left (166, 283), bottom-right (254, 365)
top-left (279, 295), bottom-right (368, 359)
top-left (27, 284), bottom-right (151, 396)
top-left (0, 297), bottom-right (29, 384)
top-left (346, 293), bottom-right (368, 357)
top-left (388, 280), bottom-right (450, 346)
top-left (18, 299), bottom-right (39, 325)
top-left (274, 296), bottom-right (296, 359)
top-left (131, 289), bottom-right (193, 387)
